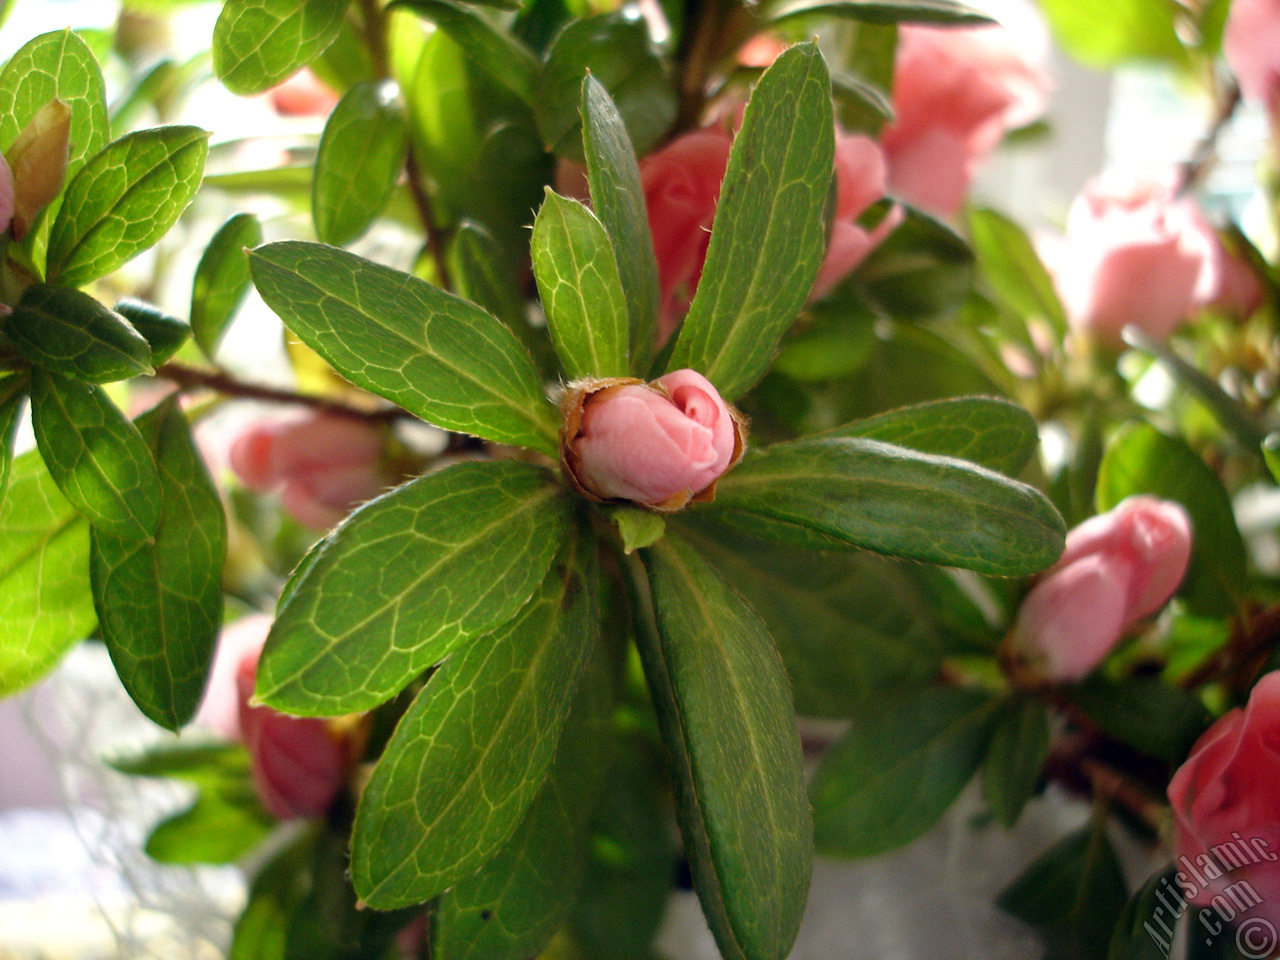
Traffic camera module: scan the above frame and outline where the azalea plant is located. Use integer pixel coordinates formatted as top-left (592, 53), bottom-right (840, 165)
top-left (1, 0), bottom-right (1279, 958)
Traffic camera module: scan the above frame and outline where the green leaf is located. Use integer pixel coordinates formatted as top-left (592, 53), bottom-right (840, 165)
top-left (111, 742), bottom-right (274, 864)
top-left (531, 188), bottom-right (630, 379)
top-left (230, 829), bottom-right (318, 960)
top-left (1068, 676), bottom-right (1210, 764)
top-left (772, 300), bottom-right (877, 383)
top-left (0, 377), bottom-right (25, 507)
top-left (312, 82), bottom-right (409, 246)
top-left (968, 206), bottom-right (1068, 338)
top-left (249, 241), bottom-right (558, 454)
top-left (1108, 867), bottom-right (1178, 960)
top-left (258, 460), bottom-right (573, 715)
top-left (982, 694), bottom-right (1050, 827)
top-left (611, 506), bottom-right (666, 554)
top-left (819, 396), bottom-right (1039, 475)
top-left (855, 203), bottom-right (975, 322)
top-left (191, 213), bottom-right (262, 359)
top-left (581, 74), bottom-right (660, 364)
top-left (433, 622), bottom-right (614, 960)
top-left (768, 0), bottom-right (992, 25)
top-left (998, 818), bottom-right (1130, 960)
top-left (709, 436), bottom-right (1065, 576)
top-left (212, 0), bottom-right (351, 95)
top-left (6, 284), bottom-right (154, 383)
top-left (114, 299), bottom-right (191, 366)
top-left (392, 0), bottom-right (539, 104)
top-left (639, 536), bottom-right (810, 960)
top-left (535, 12), bottom-right (677, 161)
top-left (0, 449), bottom-right (95, 696)
top-left (0, 30), bottom-right (108, 186)
top-left (45, 125), bottom-right (209, 288)
top-left (351, 532), bottom-right (598, 909)
top-left (1036, 0), bottom-right (1189, 68)
top-left (30, 369), bottom-right (161, 538)
top-left (1096, 422), bottom-right (1247, 617)
top-left (666, 44), bottom-right (834, 401)
top-left (91, 399), bottom-right (227, 731)
top-left (1265, 434), bottom-right (1280, 485)
top-left (676, 517), bottom-right (945, 718)
top-left (810, 686), bottom-right (999, 858)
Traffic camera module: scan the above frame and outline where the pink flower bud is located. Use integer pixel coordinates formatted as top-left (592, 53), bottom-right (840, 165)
top-left (881, 1), bottom-right (1051, 217)
top-left (560, 369), bottom-right (745, 511)
top-left (7, 99), bottom-right (71, 241)
top-left (228, 411), bottom-right (387, 529)
top-left (268, 68), bottom-right (340, 117)
top-left (1047, 171), bottom-right (1217, 345)
top-left (236, 652), bottom-right (352, 820)
top-left (1007, 496), bottom-right (1192, 681)
top-left (196, 614), bottom-right (360, 820)
top-left (1168, 671), bottom-right (1280, 931)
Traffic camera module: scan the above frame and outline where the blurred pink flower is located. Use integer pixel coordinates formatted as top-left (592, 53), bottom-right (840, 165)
top-left (197, 614), bottom-right (356, 820)
top-left (1224, 0), bottom-right (1280, 121)
top-left (1046, 170), bottom-right (1218, 345)
top-left (1008, 496), bottom-right (1192, 681)
top-left (881, 0), bottom-right (1051, 217)
top-left (268, 69), bottom-right (340, 117)
top-left (1168, 671), bottom-right (1280, 931)
top-left (228, 411), bottom-right (387, 529)
top-left (640, 123), bottom-right (895, 339)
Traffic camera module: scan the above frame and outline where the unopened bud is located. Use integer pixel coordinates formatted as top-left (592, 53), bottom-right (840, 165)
top-left (559, 369), bottom-right (746, 512)
top-left (7, 99), bottom-right (72, 240)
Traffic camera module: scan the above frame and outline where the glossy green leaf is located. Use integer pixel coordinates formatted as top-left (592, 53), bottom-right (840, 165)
top-left (91, 399), bottom-right (227, 731)
top-left (0, 449), bottom-right (94, 696)
top-left (1109, 867), bottom-right (1179, 960)
top-left (666, 44), bottom-right (834, 401)
top-left (768, 0), bottom-right (991, 25)
top-left (191, 213), bottom-right (262, 359)
top-left (312, 81), bottom-right (409, 246)
top-left (212, 0), bottom-right (350, 95)
top-left (258, 460), bottom-right (573, 715)
top-left (675, 517), bottom-right (945, 718)
top-left (6, 284), bottom-right (153, 383)
top-left (392, 0), bottom-right (539, 103)
top-left (433, 622), bottom-right (614, 960)
top-left (581, 74), bottom-right (660, 363)
top-left (1068, 676), bottom-right (1210, 764)
top-left (772, 300), bottom-right (877, 383)
top-left (855, 203), bottom-right (975, 322)
top-left (531, 188), bottom-right (630, 379)
top-left (640, 537), bottom-right (810, 960)
top-left (0, 30), bottom-right (108, 186)
top-left (535, 13), bottom-right (677, 161)
top-left (819, 396), bottom-right (1039, 475)
top-left (114, 300), bottom-right (191, 366)
top-left (811, 686), bottom-right (999, 857)
top-left (968, 206), bottom-right (1068, 337)
top-left (709, 436), bottom-right (1065, 576)
top-left (111, 743), bottom-right (273, 864)
top-left (249, 241), bottom-right (558, 453)
top-left (351, 534), bottom-right (598, 909)
top-left (982, 695), bottom-right (1050, 827)
top-left (998, 818), bottom-right (1129, 960)
top-left (1096, 422), bottom-right (1247, 617)
top-left (30, 370), bottom-right (161, 538)
top-left (0, 377), bottom-right (25, 506)
top-left (46, 125), bottom-right (209, 288)
top-left (1036, 0), bottom-right (1188, 68)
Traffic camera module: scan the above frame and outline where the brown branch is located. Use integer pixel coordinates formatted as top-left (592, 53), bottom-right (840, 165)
top-left (1177, 80), bottom-right (1242, 197)
top-left (155, 360), bottom-right (411, 424)
top-left (404, 146), bottom-right (453, 291)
